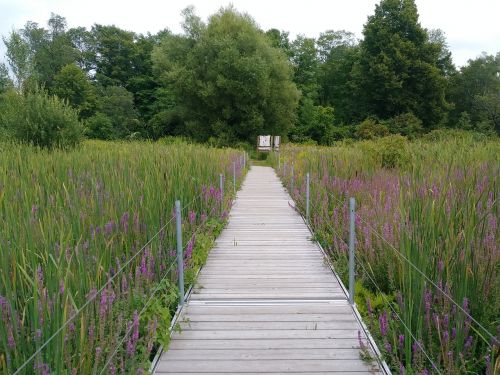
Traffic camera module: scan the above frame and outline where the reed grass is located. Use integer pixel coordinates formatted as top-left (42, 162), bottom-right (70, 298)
top-left (271, 134), bottom-right (499, 374)
top-left (0, 140), bottom-right (245, 374)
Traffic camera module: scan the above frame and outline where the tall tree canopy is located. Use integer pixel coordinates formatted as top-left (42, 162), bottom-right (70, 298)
top-left (354, 0), bottom-right (449, 127)
top-left (152, 7), bottom-right (299, 144)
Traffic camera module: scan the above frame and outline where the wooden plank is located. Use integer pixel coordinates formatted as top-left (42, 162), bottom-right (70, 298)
top-left (183, 304), bottom-right (352, 315)
top-left (190, 293), bottom-right (345, 299)
top-left (161, 348), bottom-right (364, 360)
top-left (170, 330), bottom-right (361, 340)
top-left (155, 359), bottom-right (379, 372)
top-left (177, 321), bottom-right (360, 330)
top-left (155, 166), bottom-right (382, 374)
top-left (193, 285), bottom-right (342, 294)
top-left (181, 314), bottom-right (357, 322)
top-left (167, 338), bottom-right (362, 350)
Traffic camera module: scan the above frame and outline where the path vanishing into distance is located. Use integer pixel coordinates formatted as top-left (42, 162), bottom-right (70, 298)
top-left (153, 166), bottom-right (385, 374)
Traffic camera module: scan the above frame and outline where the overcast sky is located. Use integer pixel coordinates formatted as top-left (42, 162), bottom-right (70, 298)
top-left (1, 0), bottom-right (499, 67)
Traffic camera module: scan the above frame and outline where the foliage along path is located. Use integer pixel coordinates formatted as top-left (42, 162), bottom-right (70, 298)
top-left (153, 166), bottom-right (384, 374)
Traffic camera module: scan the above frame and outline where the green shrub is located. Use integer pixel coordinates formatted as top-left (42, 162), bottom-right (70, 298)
top-left (0, 88), bottom-right (83, 149)
top-left (388, 112), bottom-right (423, 139)
top-left (422, 128), bottom-right (488, 142)
top-left (85, 112), bottom-right (114, 140)
top-left (355, 118), bottom-right (389, 139)
top-left (360, 135), bottom-right (409, 168)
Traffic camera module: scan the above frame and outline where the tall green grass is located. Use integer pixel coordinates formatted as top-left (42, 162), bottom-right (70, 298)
top-left (0, 140), bottom-right (245, 374)
top-left (271, 133), bottom-right (499, 374)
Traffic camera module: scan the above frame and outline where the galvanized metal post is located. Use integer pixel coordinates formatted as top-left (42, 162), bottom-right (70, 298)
top-left (219, 173), bottom-right (224, 214)
top-left (306, 172), bottom-right (310, 223)
top-left (349, 197), bottom-right (356, 305)
top-left (283, 162), bottom-right (287, 178)
top-left (290, 164), bottom-right (294, 195)
top-left (175, 200), bottom-right (185, 306)
top-left (233, 162), bottom-right (236, 196)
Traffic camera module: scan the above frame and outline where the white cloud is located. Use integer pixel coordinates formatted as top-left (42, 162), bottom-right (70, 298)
top-left (0, 0), bottom-right (499, 67)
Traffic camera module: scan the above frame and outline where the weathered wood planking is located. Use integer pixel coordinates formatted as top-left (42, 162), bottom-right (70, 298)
top-left (154, 166), bottom-right (382, 374)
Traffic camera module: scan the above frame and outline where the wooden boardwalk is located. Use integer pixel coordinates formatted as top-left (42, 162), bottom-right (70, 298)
top-left (154, 166), bottom-right (383, 374)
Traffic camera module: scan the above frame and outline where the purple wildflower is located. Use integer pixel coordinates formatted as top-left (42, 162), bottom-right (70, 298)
top-left (188, 210), bottom-right (196, 224)
top-left (120, 212), bottom-right (129, 232)
top-left (379, 311), bottom-right (388, 336)
top-left (398, 334), bottom-right (404, 349)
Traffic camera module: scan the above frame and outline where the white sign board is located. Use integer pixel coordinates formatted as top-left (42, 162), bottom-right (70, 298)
top-left (257, 135), bottom-right (272, 151)
top-left (274, 136), bottom-right (280, 150)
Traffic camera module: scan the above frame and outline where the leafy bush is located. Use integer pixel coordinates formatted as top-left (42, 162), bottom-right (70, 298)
top-left (85, 112), bottom-right (114, 140)
top-left (388, 112), bottom-right (423, 138)
top-left (355, 118), bottom-right (389, 139)
top-left (422, 128), bottom-right (488, 142)
top-left (360, 135), bottom-right (409, 168)
top-left (0, 88), bottom-right (83, 149)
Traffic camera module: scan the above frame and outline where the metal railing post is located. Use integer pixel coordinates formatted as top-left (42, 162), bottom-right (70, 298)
top-left (349, 197), bottom-right (356, 305)
top-left (219, 173), bottom-right (224, 215)
top-left (233, 161), bottom-right (236, 196)
top-left (306, 172), bottom-right (310, 224)
top-left (290, 163), bottom-right (294, 195)
top-left (278, 154), bottom-right (281, 171)
top-left (175, 200), bottom-right (185, 306)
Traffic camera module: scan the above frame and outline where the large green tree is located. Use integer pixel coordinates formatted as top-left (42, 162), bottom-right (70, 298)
top-left (448, 53), bottom-right (500, 133)
top-left (52, 63), bottom-right (97, 118)
top-left (153, 7), bottom-right (299, 143)
top-left (354, 0), bottom-right (449, 128)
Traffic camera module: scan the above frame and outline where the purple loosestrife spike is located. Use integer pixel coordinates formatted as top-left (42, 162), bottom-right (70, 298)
top-left (398, 334), bottom-right (404, 349)
top-left (59, 280), bottom-right (65, 295)
top-left (400, 364), bottom-right (405, 375)
top-left (189, 210), bottom-right (196, 224)
top-left (36, 265), bottom-right (44, 286)
top-left (132, 311), bottom-right (139, 341)
top-left (104, 220), bottom-right (114, 236)
top-left (421, 370), bottom-right (429, 375)
top-left (366, 298), bottom-right (373, 316)
top-left (485, 354), bottom-right (491, 375)
top-left (464, 336), bottom-right (473, 351)
top-left (7, 330), bottom-right (15, 349)
top-left (95, 347), bottom-right (102, 360)
top-left (88, 325), bottom-right (94, 340)
top-left (379, 311), bottom-right (388, 336)
top-left (120, 212), bottom-right (129, 232)
top-left (384, 341), bottom-right (392, 353)
top-left (185, 236), bottom-right (195, 260)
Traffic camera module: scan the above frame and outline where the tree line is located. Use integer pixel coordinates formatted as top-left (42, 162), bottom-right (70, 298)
top-left (0, 0), bottom-right (498, 149)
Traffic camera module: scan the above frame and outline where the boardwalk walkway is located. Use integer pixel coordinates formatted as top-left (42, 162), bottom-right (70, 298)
top-left (154, 166), bottom-right (383, 374)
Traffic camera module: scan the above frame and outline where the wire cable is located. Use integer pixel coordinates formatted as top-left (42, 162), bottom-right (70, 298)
top-left (98, 258), bottom-right (179, 374)
top-left (354, 253), bottom-right (442, 374)
top-left (13, 193), bottom-right (201, 375)
top-left (320, 185), bottom-right (498, 346)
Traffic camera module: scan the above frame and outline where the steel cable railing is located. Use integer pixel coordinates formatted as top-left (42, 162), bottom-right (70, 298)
top-left (12, 163), bottom-right (242, 375)
top-left (307, 198), bottom-right (442, 374)
top-left (322, 188), bottom-right (499, 348)
top-left (99, 168), bottom-right (239, 374)
top-left (278, 164), bottom-right (498, 373)
top-left (283, 165), bottom-right (498, 348)
top-left (98, 257), bottom-right (179, 375)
